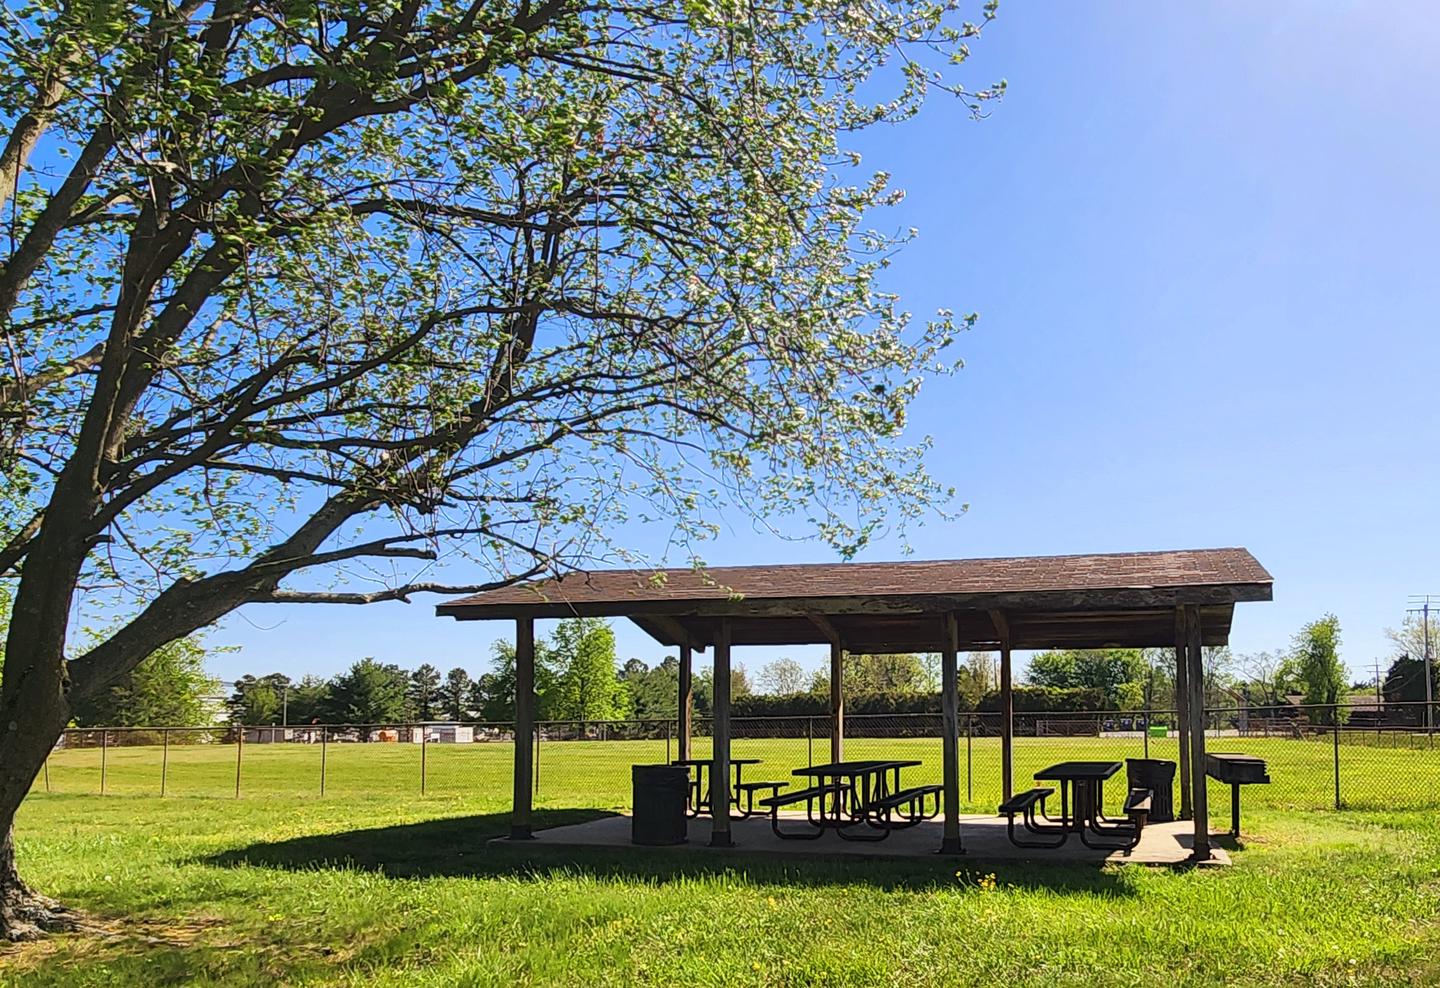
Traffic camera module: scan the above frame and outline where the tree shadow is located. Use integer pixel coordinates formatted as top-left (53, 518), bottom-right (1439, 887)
top-left (204, 809), bottom-right (1141, 898)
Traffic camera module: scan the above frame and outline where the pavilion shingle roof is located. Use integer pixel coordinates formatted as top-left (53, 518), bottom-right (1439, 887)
top-left (437, 547), bottom-right (1271, 614)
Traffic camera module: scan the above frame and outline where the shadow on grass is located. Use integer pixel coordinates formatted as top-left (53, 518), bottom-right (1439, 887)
top-left (204, 809), bottom-right (1139, 897)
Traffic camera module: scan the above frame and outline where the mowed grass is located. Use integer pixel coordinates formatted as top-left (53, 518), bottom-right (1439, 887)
top-left (4, 739), bottom-right (1440, 986)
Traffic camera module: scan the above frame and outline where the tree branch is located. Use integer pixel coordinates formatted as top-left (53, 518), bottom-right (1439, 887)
top-left (254, 572), bottom-right (543, 605)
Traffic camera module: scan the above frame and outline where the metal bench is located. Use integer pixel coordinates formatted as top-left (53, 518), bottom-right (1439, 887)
top-left (1077, 787), bottom-right (1151, 852)
top-left (759, 784), bottom-right (846, 840)
top-left (732, 780), bottom-right (788, 820)
top-left (999, 787), bottom-right (1065, 848)
top-left (864, 784), bottom-right (943, 829)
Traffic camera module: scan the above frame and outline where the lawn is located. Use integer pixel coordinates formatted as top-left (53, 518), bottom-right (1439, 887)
top-left (4, 739), bottom-right (1440, 986)
top-left (34, 731), bottom-right (1440, 813)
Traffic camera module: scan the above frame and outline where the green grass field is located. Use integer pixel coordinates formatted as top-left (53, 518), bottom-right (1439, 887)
top-left (5, 737), bottom-right (1440, 986)
top-left (33, 732), bottom-right (1440, 812)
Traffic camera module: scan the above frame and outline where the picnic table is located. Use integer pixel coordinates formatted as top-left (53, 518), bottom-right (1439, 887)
top-left (998, 760), bottom-right (1149, 851)
top-left (764, 759), bottom-right (938, 841)
top-left (671, 757), bottom-right (761, 818)
top-left (793, 759), bottom-right (920, 823)
top-left (1033, 761), bottom-right (1121, 834)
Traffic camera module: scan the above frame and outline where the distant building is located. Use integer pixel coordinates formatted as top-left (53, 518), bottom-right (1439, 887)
top-left (409, 724), bottom-right (475, 744)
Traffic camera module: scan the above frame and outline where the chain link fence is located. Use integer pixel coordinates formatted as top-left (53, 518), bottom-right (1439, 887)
top-left (33, 702), bottom-right (1440, 812)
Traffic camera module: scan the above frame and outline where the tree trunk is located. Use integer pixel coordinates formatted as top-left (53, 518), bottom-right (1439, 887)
top-left (0, 574), bottom-right (82, 941)
top-left (0, 825), bottom-right (75, 941)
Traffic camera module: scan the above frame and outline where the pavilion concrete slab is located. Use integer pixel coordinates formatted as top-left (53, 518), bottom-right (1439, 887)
top-left (496, 813), bottom-right (1231, 868)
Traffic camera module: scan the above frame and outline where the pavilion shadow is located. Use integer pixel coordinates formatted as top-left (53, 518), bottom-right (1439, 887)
top-left (203, 810), bottom-right (1138, 897)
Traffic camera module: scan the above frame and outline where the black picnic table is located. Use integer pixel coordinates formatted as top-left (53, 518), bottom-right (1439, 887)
top-left (672, 757), bottom-right (761, 818)
top-left (1033, 760), bottom-right (1121, 834)
top-left (791, 759), bottom-right (921, 829)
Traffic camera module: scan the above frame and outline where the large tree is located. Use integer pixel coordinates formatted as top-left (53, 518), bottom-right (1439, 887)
top-left (1293, 615), bottom-right (1346, 725)
top-left (0, 0), bottom-right (999, 936)
top-left (758, 657), bottom-right (807, 695)
top-left (550, 617), bottom-right (625, 721)
top-left (324, 658), bottom-right (411, 726)
top-left (619, 655), bottom-right (680, 719)
top-left (441, 667), bottom-right (473, 721)
top-left (407, 663), bottom-right (443, 721)
top-left (1026, 649), bottom-right (1146, 709)
top-left (71, 635), bottom-right (220, 727)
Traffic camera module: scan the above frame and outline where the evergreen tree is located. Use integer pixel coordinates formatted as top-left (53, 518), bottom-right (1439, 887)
top-left (407, 664), bottom-right (442, 721)
top-left (285, 676), bottom-right (330, 725)
top-left (620, 657), bottom-right (681, 719)
top-left (325, 659), bottom-right (411, 729)
top-left (442, 668), bottom-right (473, 721)
top-left (228, 674), bottom-right (281, 725)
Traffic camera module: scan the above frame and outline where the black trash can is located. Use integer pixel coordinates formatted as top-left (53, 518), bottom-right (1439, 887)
top-left (1126, 758), bottom-right (1177, 823)
top-left (632, 764), bottom-right (690, 845)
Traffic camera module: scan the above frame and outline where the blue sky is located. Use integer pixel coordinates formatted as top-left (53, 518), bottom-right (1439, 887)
top-left (212, 2), bottom-right (1440, 687)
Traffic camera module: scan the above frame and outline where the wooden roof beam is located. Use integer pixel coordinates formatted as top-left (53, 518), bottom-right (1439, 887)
top-left (633, 613), bottom-right (705, 653)
top-left (988, 608), bottom-right (1010, 645)
top-left (806, 613), bottom-right (845, 650)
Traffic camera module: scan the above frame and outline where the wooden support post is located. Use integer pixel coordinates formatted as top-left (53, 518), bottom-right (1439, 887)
top-left (511, 617), bottom-right (536, 840)
top-left (991, 609), bottom-right (1014, 803)
top-left (1175, 608), bottom-right (1192, 820)
top-left (1185, 604), bottom-right (1211, 861)
top-left (710, 618), bottom-right (734, 846)
top-left (830, 641), bottom-right (844, 763)
top-left (677, 645), bottom-right (693, 763)
top-left (806, 613), bottom-right (845, 764)
top-left (940, 613), bottom-right (963, 854)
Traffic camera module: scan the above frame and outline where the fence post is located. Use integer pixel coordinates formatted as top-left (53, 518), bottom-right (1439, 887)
top-left (533, 722), bottom-right (540, 795)
top-left (806, 717), bottom-right (813, 767)
top-left (965, 715), bottom-right (973, 803)
top-left (665, 720), bottom-right (672, 763)
top-left (420, 725), bottom-right (428, 795)
top-left (1142, 705), bottom-right (1150, 759)
top-left (320, 727), bottom-right (328, 796)
top-left (161, 728), bottom-right (169, 797)
top-left (100, 729), bottom-right (108, 796)
top-left (1333, 706), bottom-right (1341, 809)
top-left (235, 726), bottom-right (243, 798)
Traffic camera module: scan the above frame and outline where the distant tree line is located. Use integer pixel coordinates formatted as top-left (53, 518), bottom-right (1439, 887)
top-left (226, 618), bottom-right (751, 727)
top-left (733, 613), bottom-right (1397, 725)
top-left (68, 610), bottom-right (1424, 730)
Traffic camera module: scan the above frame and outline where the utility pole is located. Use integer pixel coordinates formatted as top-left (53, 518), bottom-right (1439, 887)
top-left (282, 682), bottom-right (289, 727)
top-left (1408, 596), bottom-right (1437, 735)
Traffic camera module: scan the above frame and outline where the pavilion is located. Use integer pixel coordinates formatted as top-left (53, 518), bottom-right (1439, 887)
top-left (436, 547), bottom-right (1272, 861)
